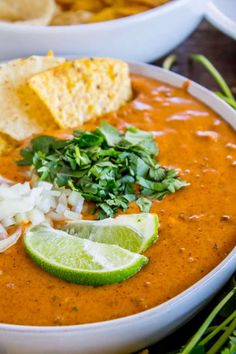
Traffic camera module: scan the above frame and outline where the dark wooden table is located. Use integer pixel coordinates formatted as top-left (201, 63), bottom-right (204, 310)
top-left (155, 20), bottom-right (236, 93)
top-left (145, 20), bottom-right (236, 354)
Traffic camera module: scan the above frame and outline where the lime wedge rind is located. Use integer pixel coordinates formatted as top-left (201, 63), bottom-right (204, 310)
top-left (24, 225), bottom-right (148, 286)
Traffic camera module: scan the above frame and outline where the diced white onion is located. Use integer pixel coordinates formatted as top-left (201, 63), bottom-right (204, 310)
top-left (58, 193), bottom-right (67, 207)
top-left (11, 182), bottom-right (31, 194)
top-left (49, 197), bottom-right (57, 209)
top-left (56, 203), bottom-right (67, 214)
top-left (62, 189), bottom-right (71, 197)
top-left (2, 217), bottom-right (15, 228)
top-left (48, 211), bottom-right (65, 221)
top-left (75, 197), bottom-right (84, 214)
top-left (0, 178), bottom-right (84, 251)
top-left (27, 209), bottom-right (45, 226)
top-left (0, 180), bottom-right (84, 229)
top-left (68, 191), bottom-right (81, 206)
top-left (37, 181), bottom-right (53, 191)
top-left (15, 213), bottom-right (28, 224)
top-left (0, 176), bottom-right (13, 185)
top-left (37, 197), bottom-right (51, 213)
top-left (0, 224), bottom-right (7, 240)
top-left (0, 196), bottom-right (35, 220)
top-left (48, 191), bottom-right (61, 197)
top-left (64, 210), bottom-right (81, 221)
top-left (0, 227), bottom-right (22, 253)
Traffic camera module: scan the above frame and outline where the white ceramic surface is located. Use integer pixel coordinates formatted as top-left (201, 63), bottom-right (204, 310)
top-left (0, 0), bottom-right (205, 62)
top-left (0, 61), bottom-right (235, 354)
top-left (206, 0), bottom-right (236, 39)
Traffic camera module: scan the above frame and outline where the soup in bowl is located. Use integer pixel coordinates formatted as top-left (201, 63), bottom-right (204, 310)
top-left (0, 58), bottom-right (235, 354)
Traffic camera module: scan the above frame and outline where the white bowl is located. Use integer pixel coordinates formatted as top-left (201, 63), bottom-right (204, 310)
top-left (0, 61), bottom-right (235, 354)
top-left (206, 0), bottom-right (236, 40)
top-left (0, 0), bottom-right (205, 62)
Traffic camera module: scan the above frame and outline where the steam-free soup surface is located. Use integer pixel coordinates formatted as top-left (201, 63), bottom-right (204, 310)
top-left (0, 75), bottom-right (235, 326)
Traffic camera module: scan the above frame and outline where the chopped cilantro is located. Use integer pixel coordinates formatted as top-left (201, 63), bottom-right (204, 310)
top-left (71, 306), bottom-right (79, 312)
top-left (136, 197), bottom-right (152, 213)
top-left (18, 122), bottom-right (188, 218)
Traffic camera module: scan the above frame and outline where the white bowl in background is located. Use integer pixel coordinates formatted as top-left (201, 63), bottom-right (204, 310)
top-left (0, 61), bottom-right (235, 354)
top-left (206, 0), bottom-right (236, 40)
top-left (0, 0), bottom-right (205, 62)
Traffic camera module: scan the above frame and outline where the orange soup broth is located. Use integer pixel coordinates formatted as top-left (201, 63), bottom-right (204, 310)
top-left (0, 75), bottom-right (235, 326)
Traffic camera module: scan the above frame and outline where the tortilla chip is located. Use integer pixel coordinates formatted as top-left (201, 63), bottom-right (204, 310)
top-left (50, 9), bottom-right (92, 25)
top-left (0, 133), bottom-right (17, 156)
top-left (0, 56), bottom-right (65, 141)
top-left (113, 5), bottom-right (150, 17)
top-left (55, 0), bottom-right (75, 5)
top-left (89, 8), bottom-right (119, 22)
top-left (134, 0), bottom-right (170, 6)
top-left (29, 58), bottom-right (132, 128)
top-left (71, 0), bottom-right (105, 12)
top-left (52, 0), bottom-right (169, 25)
top-left (0, 0), bottom-right (56, 26)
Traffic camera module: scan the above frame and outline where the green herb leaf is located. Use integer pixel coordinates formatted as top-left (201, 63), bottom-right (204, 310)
top-left (136, 197), bottom-right (152, 213)
top-left (75, 131), bottom-right (104, 148)
top-left (97, 121), bottom-right (121, 146)
top-left (18, 122), bottom-right (187, 218)
top-left (17, 148), bottom-right (34, 166)
top-left (31, 135), bottom-right (57, 154)
top-left (124, 126), bottom-right (158, 155)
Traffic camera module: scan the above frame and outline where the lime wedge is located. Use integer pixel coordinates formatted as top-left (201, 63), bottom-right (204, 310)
top-left (115, 213), bottom-right (159, 252)
top-left (63, 213), bottom-right (158, 253)
top-left (24, 224), bottom-right (148, 286)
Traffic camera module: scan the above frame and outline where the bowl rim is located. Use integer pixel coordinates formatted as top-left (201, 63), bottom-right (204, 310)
top-left (0, 0), bottom-right (188, 32)
top-left (206, 0), bottom-right (236, 40)
top-left (0, 60), bottom-right (235, 333)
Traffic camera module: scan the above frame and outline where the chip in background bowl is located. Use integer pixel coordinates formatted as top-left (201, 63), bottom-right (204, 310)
top-left (50, 9), bottom-right (92, 25)
top-left (0, 0), bottom-right (56, 26)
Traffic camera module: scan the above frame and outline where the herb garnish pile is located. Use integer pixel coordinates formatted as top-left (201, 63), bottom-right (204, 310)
top-left (18, 122), bottom-right (188, 218)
